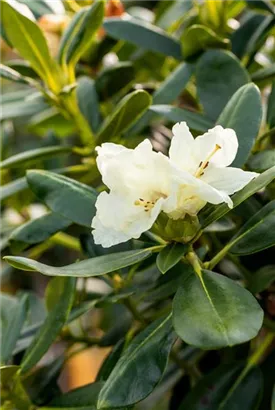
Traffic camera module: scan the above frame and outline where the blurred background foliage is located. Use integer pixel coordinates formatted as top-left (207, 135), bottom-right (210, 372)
top-left (1, 0), bottom-right (275, 409)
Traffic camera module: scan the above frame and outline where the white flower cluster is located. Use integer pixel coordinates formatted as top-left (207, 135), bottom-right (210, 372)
top-left (92, 122), bottom-right (258, 247)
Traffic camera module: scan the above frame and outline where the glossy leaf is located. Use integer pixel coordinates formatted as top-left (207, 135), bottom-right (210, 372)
top-left (103, 16), bottom-right (182, 59)
top-left (4, 248), bottom-right (152, 277)
top-left (96, 340), bottom-right (125, 382)
top-left (150, 105), bottom-right (214, 132)
top-left (95, 62), bottom-right (135, 100)
top-left (96, 90), bottom-right (151, 143)
top-left (230, 201), bottom-right (275, 255)
top-left (21, 277), bottom-right (76, 373)
top-left (26, 170), bottom-right (97, 227)
top-left (249, 265), bottom-right (275, 293)
top-left (248, 150), bottom-right (275, 172)
top-left (1, 1), bottom-right (57, 82)
top-left (196, 50), bottom-right (249, 120)
top-left (97, 314), bottom-right (175, 408)
top-left (77, 76), bottom-right (102, 134)
top-left (0, 294), bottom-right (28, 363)
top-left (199, 165), bottom-right (275, 229)
top-left (181, 24), bottom-right (229, 59)
top-left (0, 146), bottom-right (71, 170)
top-left (217, 83), bottom-right (262, 167)
top-left (173, 269), bottom-right (263, 349)
top-left (157, 243), bottom-right (188, 274)
top-left (58, 1), bottom-right (104, 67)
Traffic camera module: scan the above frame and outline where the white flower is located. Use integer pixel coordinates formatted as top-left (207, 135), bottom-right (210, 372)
top-left (92, 122), bottom-right (258, 247)
top-left (92, 140), bottom-right (180, 247)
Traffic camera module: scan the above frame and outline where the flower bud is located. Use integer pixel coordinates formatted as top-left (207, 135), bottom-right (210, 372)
top-left (152, 213), bottom-right (201, 244)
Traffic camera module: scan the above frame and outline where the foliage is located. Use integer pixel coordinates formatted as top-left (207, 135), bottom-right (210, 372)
top-left (1, 0), bottom-right (275, 409)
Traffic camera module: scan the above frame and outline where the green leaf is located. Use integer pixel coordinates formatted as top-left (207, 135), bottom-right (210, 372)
top-left (21, 277), bottom-right (76, 373)
top-left (173, 269), bottom-right (263, 349)
top-left (248, 150), bottom-right (275, 172)
top-left (157, 243), bottom-right (188, 274)
top-left (0, 63), bottom-right (33, 84)
top-left (1, 365), bottom-right (33, 409)
top-left (96, 340), bottom-right (125, 382)
top-left (178, 363), bottom-right (263, 410)
top-left (46, 381), bottom-right (104, 408)
top-left (230, 201), bottom-right (275, 255)
top-left (0, 146), bottom-right (71, 170)
top-left (97, 314), bottom-right (175, 408)
top-left (77, 76), bottom-right (101, 134)
top-left (29, 108), bottom-right (75, 138)
top-left (58, 1), bottom-right (104, 67)
top-left (272, 384), bottom-right (275, 410)
top-left (150, 105), bottom-right (214, 132)
top-left (217, 83), bottom-right (262, 167)
top-left (103, 16), bottom-right (182, 59)
top-left (95, 62), bottom-right (135, 100)
top-left (249, 265), bottom-right (275, 293)
top-left (181, 24), bottom-right (230, 59)
top-left (196, 50), bottom-right (249, 121)
top-left (0, 177), bottom-right (28, 202)
top-left (246, 0), bottom-right (275, 13)
top-left (130, 63), bottom-right (194, 134)
top-left (1, 294), bottom-right (28, 363)
top-left (9, 212), bottom-right (71, 252)
top-left (199, 165), bottom-right (275, 228)
top-left (26, 170), bottom-right (97, 227)
top-left (96, 90), bottom-right (151, 143)
top-left (267, 81), bottom-right (275, 128)
top-left (1, 93), bottom-right (49, 121)
top-left (0, 1), bottom-right (57, 83)
top-left (4, 248), bottom-right (152, 277)
top-left (251, 64), bottom-right (275, 84)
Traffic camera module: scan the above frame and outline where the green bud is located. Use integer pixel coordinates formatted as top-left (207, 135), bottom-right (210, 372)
top-left (152, 212), bottom-right (201, 243)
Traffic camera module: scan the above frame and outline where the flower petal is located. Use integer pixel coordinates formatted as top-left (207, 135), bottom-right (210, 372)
top-left (169, 122), bottom-right (195, 172)
top-left (201, 167), bottom-right (258, 195)
top-left (92, 216), bottom-right (131, 248)
top-left (193, 125), bottom-right (238, 168)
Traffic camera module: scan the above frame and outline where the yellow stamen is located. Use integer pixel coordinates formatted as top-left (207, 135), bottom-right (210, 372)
top-left (194, 144), bottom-right (221, 178)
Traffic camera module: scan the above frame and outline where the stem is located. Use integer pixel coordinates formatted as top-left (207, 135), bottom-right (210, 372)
top-left (49, 232), bottom-right (81, 252)
top-left (204, 242), bottom-right (232, 271)
top-left (124, 297), bottom-right (148, 325)
top-left (219, 332), bottom-right (275, 408)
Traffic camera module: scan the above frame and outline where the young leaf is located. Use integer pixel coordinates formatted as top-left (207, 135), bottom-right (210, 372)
top-left (181, 24), bottom-right (229, 59)
top-left (97, 314), bottom-right (176, 408)
top-left (196, 50), bottom-right (249, 120)
top-left (230, 201), bottom-right (275, 255)
top-left (150, 105), bottom-right (214, 132)
top-left (199, 165), bottom-right (275, 228)
top-left (1, 1), bottom-right (57, 85)
top-left (26, 170), bottom-right (97, 227)
top-left (96, 90), bottom-right (152, 143)
top-left (0, 146), bottom-right (71, 170)
top-left (157, 243), bottom-right (188, 274)
top-left (103, 16), bottom-right (182, 59)
top-left (217, 83), bottom-right (262, 167)
top-left (58, 1), bottom-right (104, 69)
top-left (21, 277), bottom-right (76, 373)
top-left (4, 248), bottom-right (152, 277)
top-left (173, 269), bottom-right (263, 349)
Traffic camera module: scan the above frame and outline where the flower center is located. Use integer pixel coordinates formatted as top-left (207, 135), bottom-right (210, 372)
top-left (134, 192), bottom-right (167, 212)
top-left (194, 144), bottom-right (221, 178)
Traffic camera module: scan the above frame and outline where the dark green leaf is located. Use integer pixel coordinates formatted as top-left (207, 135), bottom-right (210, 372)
top-left (157, 243), bottom-right (188, 274)
top-left (251, 64), bottom-right (275, 83)
top-left (58, 1), bottom-right (104, 67)
top-left (9, 212), bottom-right (71, 252)
top-left (173, 269), bottom-right (263, 349)
top-left (267, 81), bottom-right (275, 128)
top-left (0, 63), bottom-right (33, 84)
top-left (1, 1), bottom-right (57, 82)
top-left (103, 16), bottom-right (182, 59)
top-left (26, 170), bottom-right (97, 227)
top-left (181, 24), bottom-right (229, 59)
top-left (21, 277), bottom-right (76, 373)
top-left (97, 314), bottom-right (175, 408)
top-left (248, 150), bottom-right (275, 172)
top-left (230, 201), bottom-right (275, 255)
top-left (1, 294), bottom-right (28, 363)
top-left (6, 59), bottom-right (38, 78)
top-left (1, 93), bottom-right (49, 121)
top-left (77, 76), bottom-right (101, 134)
top-left (0, 177), bottom-right (28, 202)
top-left (246, 0), bottom-right (275, 13)
top-left (272, 384), bottom-right (275, 410)
top-left (29, 108), bottom-right (75, 138)
top-left (0, 146), bottom-right (71, 170)
top-left (199, 166), bottom-right (275, 228)
top-left (217, 83), bottom-right (262, 167)
top-left (48, 381), bottom-right (104, 408)
top-left (96, 340), bottom-right (125, 382)
top-left (150, 105), bottom-right (214, 132)
top-left (95, 62), bottom-right (135, 100)
top-left (96, 90), bottom-right (151, 143)
top-left (249, 265), bottom-right (275, 293)
top-left (196, 50), bottom-right (249, 120)
top-left (4, 248), bottom-right (152, 277)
